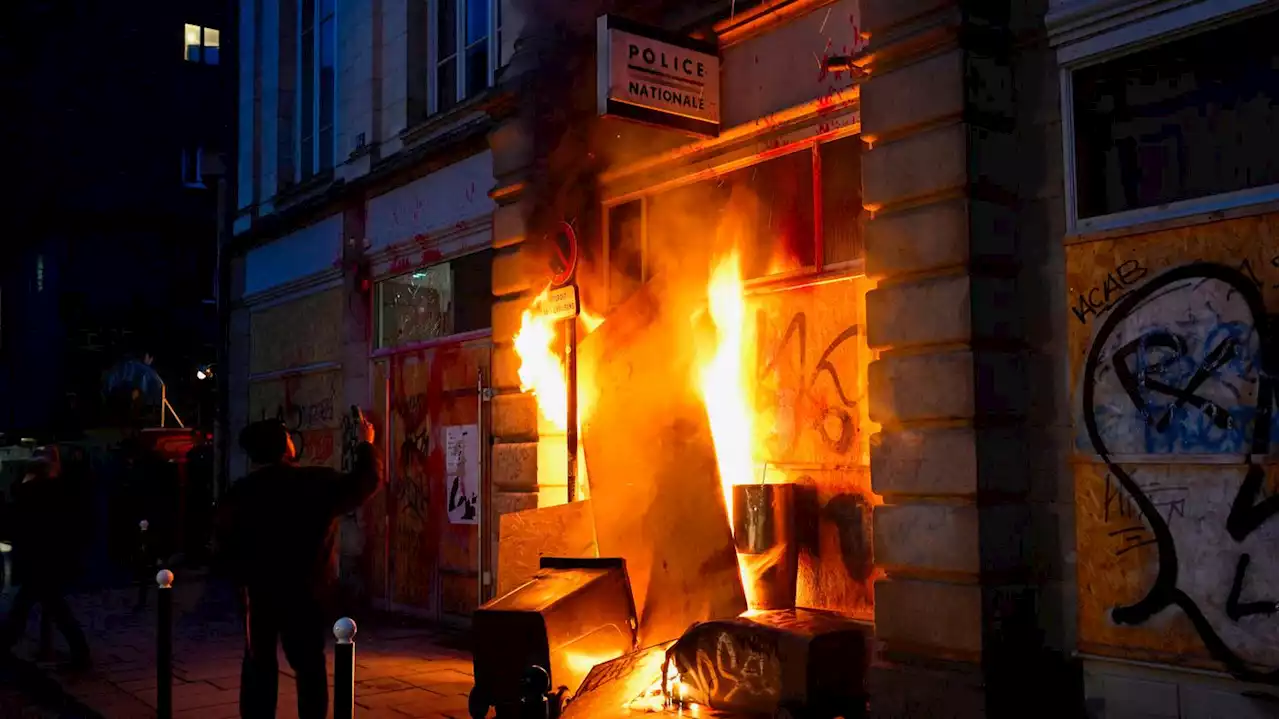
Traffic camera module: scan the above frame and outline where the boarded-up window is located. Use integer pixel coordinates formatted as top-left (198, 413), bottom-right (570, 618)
top-left (1072, 12), bottom-right (1279, 219)
top-left (249, 288), bottom-right (343, 374)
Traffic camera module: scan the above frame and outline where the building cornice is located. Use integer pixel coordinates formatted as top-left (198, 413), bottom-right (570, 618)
top-left (230, 87), bottom-right (518, 257)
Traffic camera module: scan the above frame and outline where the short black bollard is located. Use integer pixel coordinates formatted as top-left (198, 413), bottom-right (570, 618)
top-left (333, 618), bottom-right (357, 719)
top-left (156, 569), bottom-right (174, 719)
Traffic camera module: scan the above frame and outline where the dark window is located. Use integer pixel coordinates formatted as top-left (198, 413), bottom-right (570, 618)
top-left (300, 0), bottom-right (316, 178)
top-left (1072, 13), bottom-right (1278, 219)
top-left (607, 200), bottom-right (644, 309)
top-left (648, 150), bottom-right (815, 281)
top-left (820, 135), bottom-right (865, 265)
top-left (375, 249), bottom-right (494, 348)
top-left (436, 0), bottom-right (458, 112)
top-left (318, 0), bottom-right (335, 172)
top-left (433, 0), bottom-right (496, 112)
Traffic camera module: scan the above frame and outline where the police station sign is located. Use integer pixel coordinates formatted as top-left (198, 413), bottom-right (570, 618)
top-left (596, 15), bottom-right (720, 137)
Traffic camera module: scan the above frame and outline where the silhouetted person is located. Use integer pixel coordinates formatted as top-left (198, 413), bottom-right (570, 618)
top-left (217, 416), bottom-right (381, 719)
top-left (0, 446), bottom-right (91, 669)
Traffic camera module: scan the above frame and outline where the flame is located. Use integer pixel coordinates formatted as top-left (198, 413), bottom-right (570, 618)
top-left (513, 287), bottom-right (603, 503)
top-left (514, 287), bottom-right (568, 430)
top-left (697, 250), bottom-right (755, 515)
top-left (695, 249), bottom-right (780, 609)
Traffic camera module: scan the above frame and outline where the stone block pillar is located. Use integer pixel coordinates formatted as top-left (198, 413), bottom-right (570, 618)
top-left (860, 1), bottom-right (1072, 716)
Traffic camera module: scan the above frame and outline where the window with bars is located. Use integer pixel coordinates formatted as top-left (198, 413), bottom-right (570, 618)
top-left (430, 0), bottom-right (501, 114)
top-left (299, 0), bottom-right (336, 179)
top-left (603, 135), bottom-right (865, 310)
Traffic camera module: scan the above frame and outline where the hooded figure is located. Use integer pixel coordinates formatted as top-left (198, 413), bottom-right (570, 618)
top-left (216, 415), bottom-right (382, 719)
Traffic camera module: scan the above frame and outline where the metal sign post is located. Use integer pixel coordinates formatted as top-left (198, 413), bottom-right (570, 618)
top-left (550, 222), bottom-right (580, 505)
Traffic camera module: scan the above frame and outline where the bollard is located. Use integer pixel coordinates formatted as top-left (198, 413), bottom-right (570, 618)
top-left (156, 569), bottom-right (174, 719)
top-left (136, 520), bottom-right (151, 610)
top-left (333, 618), bottom-right (357, 719)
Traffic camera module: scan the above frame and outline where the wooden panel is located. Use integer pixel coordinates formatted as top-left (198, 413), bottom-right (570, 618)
top-left (249, 288), bottom-right (344, 374)
top-left (496, 501), bottom-right (599, 597)
top-left (765, 466), bottom-right (876, 622)
top-left (580, 281), bottom-right (747, 647)
top-left (748, 276), bottom-right (876, 467)
top-left (246, 371), bottom-right (343, 469)
top-left (1067, 214), bottom-right (1279, 681)
top-left (386, 341), bottom-right (489, 616)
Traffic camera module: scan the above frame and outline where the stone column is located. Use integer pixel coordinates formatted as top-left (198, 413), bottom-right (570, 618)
top-left (860, 1), bottom-right (1072, 716)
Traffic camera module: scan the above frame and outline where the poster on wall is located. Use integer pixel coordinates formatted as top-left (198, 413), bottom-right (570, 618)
top-left (446, 424), bottom-right (480, 524)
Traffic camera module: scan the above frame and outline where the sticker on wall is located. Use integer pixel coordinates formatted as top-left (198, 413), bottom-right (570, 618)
top-left (445, 424), bottom-right (480, 525)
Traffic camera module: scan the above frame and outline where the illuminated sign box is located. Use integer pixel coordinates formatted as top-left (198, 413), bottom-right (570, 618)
top-left (596, 15), bottom-right (721, 137)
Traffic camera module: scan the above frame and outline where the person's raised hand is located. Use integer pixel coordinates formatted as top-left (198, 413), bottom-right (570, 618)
top-left (360, 416), bottom-right (375, 444)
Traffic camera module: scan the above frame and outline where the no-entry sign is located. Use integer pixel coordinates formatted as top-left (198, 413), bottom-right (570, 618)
top-left (550, 221), bottom-right (578, 287)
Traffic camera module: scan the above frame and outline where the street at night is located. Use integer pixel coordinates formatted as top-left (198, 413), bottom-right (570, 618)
top-left (1, 0), bottom-right (1276, 717)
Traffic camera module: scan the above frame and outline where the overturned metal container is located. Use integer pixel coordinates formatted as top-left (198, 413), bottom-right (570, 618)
top-left (468, 557), bottom-right (638, 719)
top-left (668, 608), bottom-right (871, 718)
top-left (733, 483), bottom-right (799, 611)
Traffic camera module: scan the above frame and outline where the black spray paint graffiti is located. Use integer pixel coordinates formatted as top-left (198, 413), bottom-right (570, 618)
top-left (259, 395), bottom-right (336, 463)
top-left (1072, 259), bottom-right (1148, 324)
top-left (756, 311), bottom-right (861, 455)
top-left (1082, 262), bottom-right (1278, 683)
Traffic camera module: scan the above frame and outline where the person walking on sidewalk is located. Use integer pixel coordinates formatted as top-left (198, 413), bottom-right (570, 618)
top-left (217, 412), bottom-right (382, 719)
top-left (0, 445), bottom-right (92, 670)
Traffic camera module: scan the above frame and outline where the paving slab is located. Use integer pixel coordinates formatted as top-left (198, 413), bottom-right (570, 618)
top-left (1, 578), bottom-right (481, 718)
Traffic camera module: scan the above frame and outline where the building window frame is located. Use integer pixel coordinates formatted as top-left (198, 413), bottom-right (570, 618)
top-left (1051, 0), bottom-right (1278, 237)
top-left (297, 0), bottom-right (338, 180)
top-left (600, 131), bottom-right (865, 309)
top-left (373, 248), bottom-right (495, 350)
top-left (427, 0), bottom-right (501, 115)
top-left (185, 23), bottom-right (221, 64)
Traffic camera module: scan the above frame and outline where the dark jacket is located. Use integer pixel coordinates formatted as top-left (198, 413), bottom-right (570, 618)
top-left (10, 474), bottom-right (85, 588)
top-left (215, 442), bottom-right (382, 599)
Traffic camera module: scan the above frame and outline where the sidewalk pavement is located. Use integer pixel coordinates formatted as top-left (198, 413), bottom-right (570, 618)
top-left (3, 575), bottom-right (481, 719)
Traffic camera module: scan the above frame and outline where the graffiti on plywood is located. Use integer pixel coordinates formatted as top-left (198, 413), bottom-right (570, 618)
top-left (386, 344), bottom-right (486, 613)
top-left (1074, 252), bottom-right (1278, 681)
top-left (750, 276), bottom-right (876, 467)
top-left (247, 371), bottom-right (343, 469)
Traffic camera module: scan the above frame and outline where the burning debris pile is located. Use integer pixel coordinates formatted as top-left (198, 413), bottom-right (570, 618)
top-left (469, 242), bottom-right (869, 719)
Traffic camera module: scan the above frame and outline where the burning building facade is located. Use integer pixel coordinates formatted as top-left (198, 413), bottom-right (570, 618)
top-left (227, 0), bottom-right (1278, 715)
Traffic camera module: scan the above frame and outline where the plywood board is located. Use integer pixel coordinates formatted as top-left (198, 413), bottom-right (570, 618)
top-left (246, 370), bottom-right (344, 469)
top-left (580, 280), bottom-right (747, 646)
top-left (496, 501), bottom-right (599, 597)
top-left (1066, 214), bottom-right (1279, 682)
top-left (386, 342), bottom-right (488, 614)
top-left (748, 276), bottom-right (876, 467)
top-left (249, 288), bottom-right (344, 374)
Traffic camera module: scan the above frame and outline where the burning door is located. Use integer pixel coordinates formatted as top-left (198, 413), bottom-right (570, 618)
top-left (374, 338), bottom-right (491, 621)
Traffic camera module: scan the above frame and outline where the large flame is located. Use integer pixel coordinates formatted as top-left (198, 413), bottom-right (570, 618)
top-left (514, 287), bottom-right (568, 430)
top-left (513, 287), bottom-right (602, 502)
top-left (697, 250), bottom-right (755, 518)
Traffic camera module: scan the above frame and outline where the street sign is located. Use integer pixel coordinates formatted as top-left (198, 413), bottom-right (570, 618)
top-left (550, 221), bottom-right (578, 287)
top-left (545, 284), bottom-right (580, 321)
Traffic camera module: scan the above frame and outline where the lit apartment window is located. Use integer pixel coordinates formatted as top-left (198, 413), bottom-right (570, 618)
top-left (182, 146), bottom-right (205, 188)
top-left (299, 0), bottom-right (336, 178)
top-left (184, 23), bottom-right (220, 64)
top-left (430, 0), bottom-right (501, 113)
